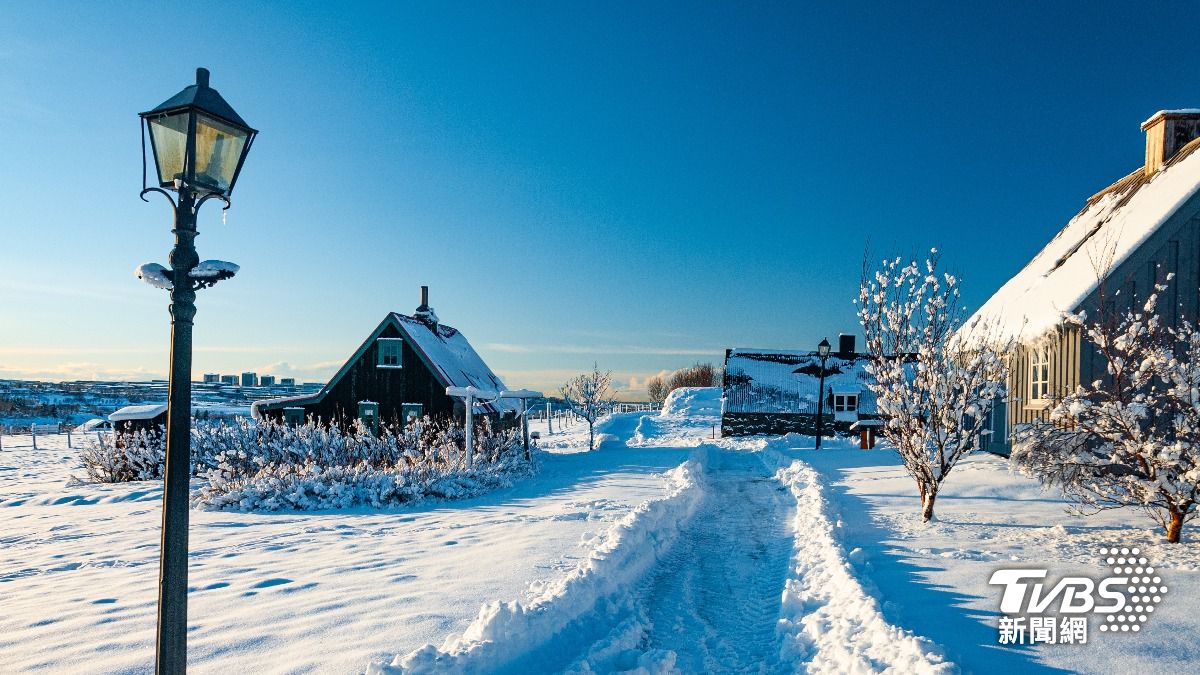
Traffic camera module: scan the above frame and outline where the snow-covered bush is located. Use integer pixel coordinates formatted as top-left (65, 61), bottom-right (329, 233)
top-left (857, 250), bottom-right (1009, 522)
top-left (79, 428), bottom-right (165, 482)
top-left (1013, 281), bottom-right (1200, 543)
top-left (194, 416), bottom-right (531, 511)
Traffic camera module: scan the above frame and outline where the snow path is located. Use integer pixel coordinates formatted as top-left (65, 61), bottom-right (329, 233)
top-left (633, 450), bottom-right (792, 673)
top-left (381, 447), bottom-right (795, 675)
top-left (380, 390), bottom-right (954, 674)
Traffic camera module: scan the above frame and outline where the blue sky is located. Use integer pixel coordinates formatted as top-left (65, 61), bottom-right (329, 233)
top-left (2, 2), bottom-right (1199, 397)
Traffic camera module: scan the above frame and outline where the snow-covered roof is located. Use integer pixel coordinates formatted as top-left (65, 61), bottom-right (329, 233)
top-left (250, 394), bottom-right (312, 418)
top-left (965, 137), bottom-right (1200, 346)
top-left (109, 403), bottom-right (168, 422)
top-left (1143, 109), bottom-right (1200, 127)
top-left (723, 348), bottom-right (876, 415)
top-left (392, 314), bottom-right (520, 414)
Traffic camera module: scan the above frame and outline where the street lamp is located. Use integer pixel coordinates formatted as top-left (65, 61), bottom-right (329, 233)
top-left (815, 338), bottom-right (831, 450)
top-left (138, 67), bottom-right (256, 674)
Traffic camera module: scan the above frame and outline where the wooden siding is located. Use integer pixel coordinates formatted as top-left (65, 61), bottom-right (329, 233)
top-left (1007, 326), bottom-right (1081, 431)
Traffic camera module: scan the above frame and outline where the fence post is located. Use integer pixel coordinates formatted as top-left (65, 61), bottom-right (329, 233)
top-left (32, 426), bottom-right (37, 451)
top-left (464, 390), bottom-right (475, 469)
top-left (547, 402), bottom-right (552, 434)
top-left (67, 428), bottom-right (72, 449)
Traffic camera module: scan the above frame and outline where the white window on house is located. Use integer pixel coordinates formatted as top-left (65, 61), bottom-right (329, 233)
top-left (377, 338), bottom-right (403, 368)
top-left (1030, 347), bottom-right (1050, 402)
top-left (833, 393), bottom-right (858, 413)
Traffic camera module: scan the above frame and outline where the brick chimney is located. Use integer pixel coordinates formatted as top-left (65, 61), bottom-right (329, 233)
top-left (837, 334), bottom-right (856, 359)
top-left (1141, 110), bottom-right (1200, 176)
top-left (414, 285), bottom-right (439, 329)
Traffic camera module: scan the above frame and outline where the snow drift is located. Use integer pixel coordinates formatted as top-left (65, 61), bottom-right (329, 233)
top-left (763, 447), bottom-right (951, 673)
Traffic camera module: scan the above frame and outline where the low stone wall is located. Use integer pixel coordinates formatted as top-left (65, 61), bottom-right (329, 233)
top-left (720, 412), bottom-right (852, 438)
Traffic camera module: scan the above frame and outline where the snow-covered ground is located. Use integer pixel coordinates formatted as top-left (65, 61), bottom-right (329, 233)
top-left (3, 388), bottom-right (1197, 673)
top-left (797, 444), bottom-right (1200, 675)
top-left (0, 418), bottom-right (691, 674)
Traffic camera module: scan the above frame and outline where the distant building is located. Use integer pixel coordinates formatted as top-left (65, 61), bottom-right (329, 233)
top-left (241, 372), bottom-right (258, 387)
top-left (280, 378), bottom-right (296, 387)
top-left (721, 335), bottom-right (879, 438)
top-left (259, 375), bottom-right (276, 387)
top-left (254, 286), bottom-right (521, 427)
top-left (202, 373), bottom-right (220, 383)
top-left (220, 375), bottom-right (238, 386)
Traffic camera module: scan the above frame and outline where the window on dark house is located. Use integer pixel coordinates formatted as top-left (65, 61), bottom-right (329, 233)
top-left (833, 394), bottom-right (858, 412)
top-left (377, 338), bottom-right (403, 368)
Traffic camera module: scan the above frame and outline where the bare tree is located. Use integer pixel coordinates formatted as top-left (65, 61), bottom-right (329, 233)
top-left (666, 362), bottom-right (720, 390)
top-left (560, 364), bottom-right (617, 449)
top-left (858, 250), bottom-right (1009, 522)
top-left (646, 375), bottom-right (669, 407)
top-left (1013, 278), bottom-right (1200, 543)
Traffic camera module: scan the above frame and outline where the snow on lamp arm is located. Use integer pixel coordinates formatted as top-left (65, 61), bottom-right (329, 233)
top-left (136, 259), bottom-right (239, 292)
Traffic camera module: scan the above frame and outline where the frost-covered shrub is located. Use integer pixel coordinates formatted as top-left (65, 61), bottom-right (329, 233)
top-left (193, 416), bottom-right (532, 511)
top-left (79, 428), bottom-right (166, 482)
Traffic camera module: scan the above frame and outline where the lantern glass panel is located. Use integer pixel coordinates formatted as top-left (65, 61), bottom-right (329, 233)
top-left (193, 112), bottom-right (249, 194)
top-left (147, 111), bottom-right (189, 187)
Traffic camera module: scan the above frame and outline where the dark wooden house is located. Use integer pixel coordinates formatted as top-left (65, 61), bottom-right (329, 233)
top-left (721, 335), bottom-right (880, 438)
top-left (253, 287), bottom-right (521, 428)
top-left (966, 110), bottom-right (1200, 455)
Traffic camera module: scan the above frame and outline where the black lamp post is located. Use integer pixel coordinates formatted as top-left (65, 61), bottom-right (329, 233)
top-left (815, 337), bottom-right (831, 450)
top-left (138, 67), bottom-right (256, 674)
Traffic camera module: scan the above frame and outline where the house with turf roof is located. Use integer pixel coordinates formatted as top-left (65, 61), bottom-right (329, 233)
top-left (253, 286), bottom-right (521, 429)
top-left (965, 109), bottom-right (1200, 455)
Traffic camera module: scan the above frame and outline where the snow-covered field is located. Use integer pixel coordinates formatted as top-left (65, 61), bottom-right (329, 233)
top-left (0, 417), bottom-right (691, 674)
top-left (2, 388), bottom-right (1197, 673)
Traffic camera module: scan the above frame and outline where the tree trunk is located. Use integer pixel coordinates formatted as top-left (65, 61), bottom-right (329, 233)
top-left (588, 422), bottom-right (594, 450)
top-left (921, 489), bottom-right (937, 523)
top-left (1166, 509), bottom-right (1184, 543)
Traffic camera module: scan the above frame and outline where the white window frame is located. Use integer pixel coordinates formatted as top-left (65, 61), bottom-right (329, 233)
top-left (833, 393), bottom-right (858, 413)
top-left (1029, 347), bottom-right (1050, 406)
top-left (377, 338), bottom-right (403, 369)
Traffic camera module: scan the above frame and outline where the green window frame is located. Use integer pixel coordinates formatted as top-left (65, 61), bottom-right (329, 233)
top-left (377, 338), bottom-right (403, 368)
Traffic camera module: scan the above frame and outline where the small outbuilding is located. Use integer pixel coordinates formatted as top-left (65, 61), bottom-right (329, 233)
top-left (253, 287), bottom-right (522, 428)
top-left (108, 403), bottom-right (168, 440)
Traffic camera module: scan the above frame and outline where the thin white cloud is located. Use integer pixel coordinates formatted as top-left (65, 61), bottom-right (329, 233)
top-left (0, 362), bottom-right (163, 382)
top-left (483, 343), bottom-right (720, 356)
